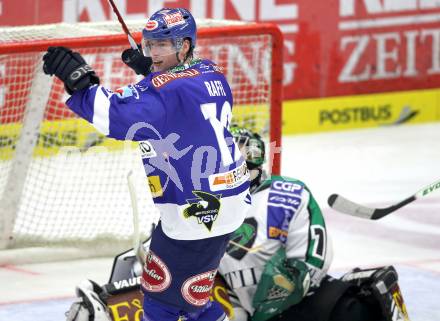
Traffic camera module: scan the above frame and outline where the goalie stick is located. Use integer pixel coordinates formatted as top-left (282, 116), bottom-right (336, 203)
top-left (127, 171), bottom-right (149, 264)
top-left (229, 240), bottom-right (263, 253)
top-left (328, 178), bottom-right (440, 220)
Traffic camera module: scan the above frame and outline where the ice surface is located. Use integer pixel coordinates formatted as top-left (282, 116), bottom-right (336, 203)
top-left (1, 123), bottom-right (439, 321)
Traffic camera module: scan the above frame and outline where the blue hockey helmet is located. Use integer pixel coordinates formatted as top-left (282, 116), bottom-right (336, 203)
top-left (142, 8), bottom-right (197, 49)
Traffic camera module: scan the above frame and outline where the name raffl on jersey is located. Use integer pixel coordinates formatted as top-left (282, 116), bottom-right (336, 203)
top-left (67, 59), bottom-right (251, 241)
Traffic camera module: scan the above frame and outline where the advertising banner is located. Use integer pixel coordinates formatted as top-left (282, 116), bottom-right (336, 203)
top-left (283, 88), bottom-right (440, 134)
top-left (1, 0), bottom-right (440, 132)
top-left (2, 1), bottom-right (440, 100)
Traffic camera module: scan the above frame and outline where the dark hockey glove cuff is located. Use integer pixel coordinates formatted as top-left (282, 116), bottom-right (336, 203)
top-left (43, 46), bottom-right (100, 95)
top-left (121, 47), bottom-right (152, 77)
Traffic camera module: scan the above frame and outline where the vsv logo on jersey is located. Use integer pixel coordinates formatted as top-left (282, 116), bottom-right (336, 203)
top-left (183, 191), bottom-right (221, 231)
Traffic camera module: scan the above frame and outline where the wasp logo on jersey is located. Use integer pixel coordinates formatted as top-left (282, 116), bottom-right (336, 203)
top-left (183, 191), bottom-right (221, 231)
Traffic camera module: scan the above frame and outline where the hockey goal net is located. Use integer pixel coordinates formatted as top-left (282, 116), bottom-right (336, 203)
top-left (0, 20), bottom-right (283, 263)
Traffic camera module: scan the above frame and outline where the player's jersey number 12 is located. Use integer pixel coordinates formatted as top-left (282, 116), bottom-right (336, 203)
top-left (200, 101), bottom-right (239, 166)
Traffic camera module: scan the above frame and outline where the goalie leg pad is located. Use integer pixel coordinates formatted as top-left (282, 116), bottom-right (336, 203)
top-left (341, 266), bottom-right (410, 321)
top-left (270, 276), bottom-right (355, 321)
top-left (273, 276), bottom-right (383, 321)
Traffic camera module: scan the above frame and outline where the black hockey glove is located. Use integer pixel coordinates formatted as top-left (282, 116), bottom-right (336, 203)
top-left (121, 47), bottom-right (152, 77)
top-left (42, 46), bottom-right (100, 95)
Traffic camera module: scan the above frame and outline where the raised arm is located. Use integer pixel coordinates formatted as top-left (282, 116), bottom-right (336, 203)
top-left (66, 84), bottom-right (165, 140)
top-left (43, 46), bottom-right (165, 141)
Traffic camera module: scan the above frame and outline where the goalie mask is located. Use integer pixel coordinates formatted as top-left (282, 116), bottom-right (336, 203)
top-left (230, 125), bottom-right (265, 170)
top-left (142, 8), bottom-right (197, 70)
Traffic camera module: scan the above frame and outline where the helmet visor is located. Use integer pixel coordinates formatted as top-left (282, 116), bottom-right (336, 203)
top-left (141, 37), bottom-right (183, 59)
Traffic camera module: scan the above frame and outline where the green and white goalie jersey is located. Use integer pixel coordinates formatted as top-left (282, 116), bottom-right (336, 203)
top-left (218, 176), bottom-right (333, 316)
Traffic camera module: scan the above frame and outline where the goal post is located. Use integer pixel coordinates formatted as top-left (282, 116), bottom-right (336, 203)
top-left (0, 20), bottom-right (283, 263)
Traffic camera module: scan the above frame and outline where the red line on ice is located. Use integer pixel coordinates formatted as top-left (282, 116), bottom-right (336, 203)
top-left (0, 264), bottom-right (41, 275)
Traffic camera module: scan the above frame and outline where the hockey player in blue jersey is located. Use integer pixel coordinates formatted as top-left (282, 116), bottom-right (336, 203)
top-left (43, 7), bottom-right (251, 321)
top-left (64, 125), bottom-right (410, 321)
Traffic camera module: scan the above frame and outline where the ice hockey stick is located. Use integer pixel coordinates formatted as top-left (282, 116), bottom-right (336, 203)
top-left (328, 178), bottom-right (440, 220)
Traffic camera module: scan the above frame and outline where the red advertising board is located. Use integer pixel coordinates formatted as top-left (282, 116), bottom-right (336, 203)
top-left (1, 0), bottom-right (440, 100)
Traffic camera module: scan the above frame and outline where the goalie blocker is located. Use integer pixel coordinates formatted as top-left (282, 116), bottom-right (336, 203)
top-left (65, 247), bottom-right (409, 321)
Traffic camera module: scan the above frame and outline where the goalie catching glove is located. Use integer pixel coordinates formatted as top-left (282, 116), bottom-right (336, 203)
top-left (43, 46), bottom-right (100, 94)
top-left (252, 247), bottom-right (311, 321)
top-left (65, 279), bottom-right (112, 321)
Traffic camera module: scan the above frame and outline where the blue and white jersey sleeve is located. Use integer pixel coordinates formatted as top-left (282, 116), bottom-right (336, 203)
top-left (65, 59), bottom-right (250, 241)
top-left (66, 82), bottom-right (166, 141)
